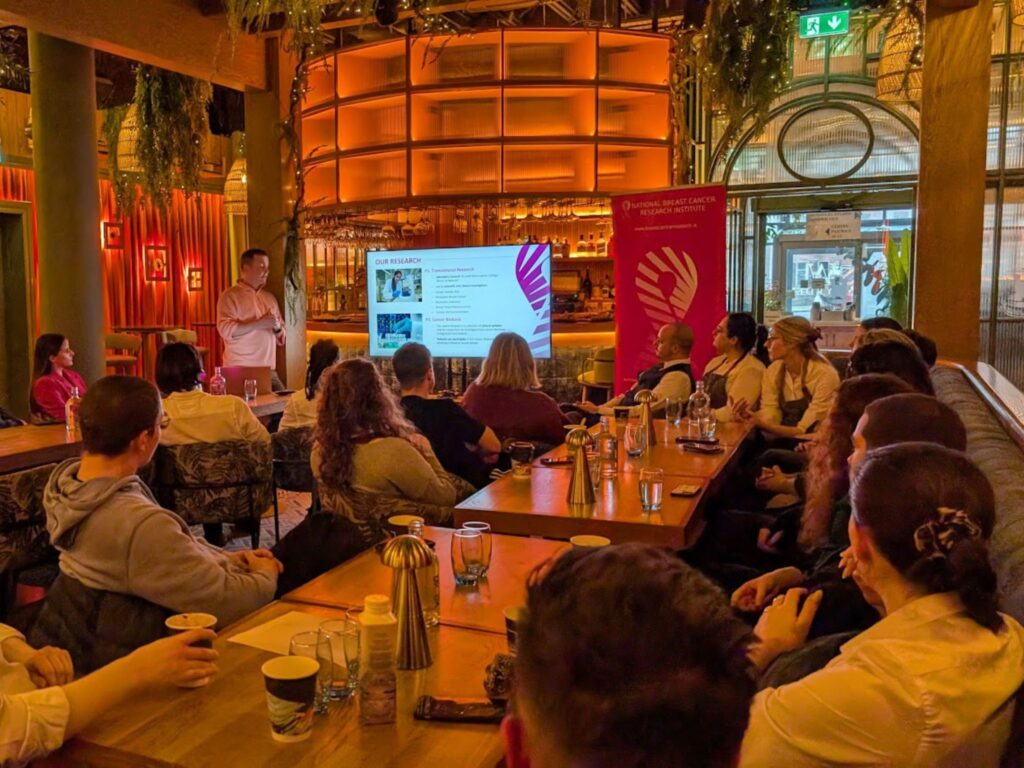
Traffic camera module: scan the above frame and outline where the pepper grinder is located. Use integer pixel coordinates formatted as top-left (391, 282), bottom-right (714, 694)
top-left (566, 427), bottom-right (596, 506)
top-left (635, 389), bottom-right (656, 451)
top-left (381, 535), bottom-right (434, 670)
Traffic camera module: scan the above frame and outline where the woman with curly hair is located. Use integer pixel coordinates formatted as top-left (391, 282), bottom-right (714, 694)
top-left (312, 358), bottom-right (458, 519)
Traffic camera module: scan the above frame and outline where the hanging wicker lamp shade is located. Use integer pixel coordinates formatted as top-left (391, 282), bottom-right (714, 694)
top-left (224, 157), bottom-right (248, 215)
top-left (116, 104), bottom-right (144, 174)
top-left (876, 3), bottom-right (923, 103)
top-left (1013, 0), bottom-right (1024, 26)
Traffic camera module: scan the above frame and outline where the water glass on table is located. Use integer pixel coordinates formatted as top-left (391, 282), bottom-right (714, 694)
top-left (639, 467), bottom-right (664, 512)
top-left (665, 396), bottom-right (685, 426)
top-left (243, 378), bottom-right (258, 402)
top-left (460, 522), bottom-right (492, 577)
top-left (509, 441), bottom-right (534, 479)
top-left (452, 528), bottom-right (485, 586)
top-left (319, 618), bottom-right (360, 700)
top-left (624, 422), bottom-right (647, 457)
top-left (289, 631), bottom-right (333, 714)
top-left (586, 450), bottom-right (601, 489)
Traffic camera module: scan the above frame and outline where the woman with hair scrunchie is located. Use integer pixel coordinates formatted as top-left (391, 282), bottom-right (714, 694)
top-left (740, 443), bottom-right (1024, 767)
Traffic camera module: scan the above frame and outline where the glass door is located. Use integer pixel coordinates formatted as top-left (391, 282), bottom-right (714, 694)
top-left (777, 239), bottom-right (860, 318)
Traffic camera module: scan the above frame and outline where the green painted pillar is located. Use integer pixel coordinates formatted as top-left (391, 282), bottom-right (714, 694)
top-left (28, 32), bottom-right (105, 385)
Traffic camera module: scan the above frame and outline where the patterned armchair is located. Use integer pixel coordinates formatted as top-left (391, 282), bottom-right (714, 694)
top-left (0, 464), bottom-right (58, 617)
top-left (271, 427), bottom-right (317, 542)
top-left (149, 440), bottom-right (273, 548)
top-left (317, 472), bottom-right (476, 547)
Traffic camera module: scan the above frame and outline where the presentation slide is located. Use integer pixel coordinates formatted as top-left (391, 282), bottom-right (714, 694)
top-left (367, 244), bottom-right (551, 359)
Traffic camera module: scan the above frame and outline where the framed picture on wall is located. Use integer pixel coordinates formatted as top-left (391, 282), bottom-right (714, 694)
top-left (187, 267), bottom-right (204, 291)
top-left (102, 221), bottom-right (123, 250)
top-left (145, 244), bottom-right (170, 282)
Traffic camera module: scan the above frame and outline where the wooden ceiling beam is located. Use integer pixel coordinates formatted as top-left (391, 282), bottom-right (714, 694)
top-left (0, 0), bottom-right (266, 90)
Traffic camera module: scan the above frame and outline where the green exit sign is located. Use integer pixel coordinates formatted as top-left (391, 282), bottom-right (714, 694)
top-left (799, 9), bottom-right (850, 38)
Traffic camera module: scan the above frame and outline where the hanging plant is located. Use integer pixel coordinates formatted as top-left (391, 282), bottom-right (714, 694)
top-left (669, 25), bottom-right (700, 185)
top-left (104, 67), bottom-right (212, 212)
top-left (699, 0), bottom-right (794, 148)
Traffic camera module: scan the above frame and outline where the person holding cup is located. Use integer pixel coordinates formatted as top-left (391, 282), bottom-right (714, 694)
top-left (0, 622), bottom-right (217, 765)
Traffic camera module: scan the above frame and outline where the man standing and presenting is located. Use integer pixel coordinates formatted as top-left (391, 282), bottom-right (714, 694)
top-left (216, 248), bottom-right (286, 391)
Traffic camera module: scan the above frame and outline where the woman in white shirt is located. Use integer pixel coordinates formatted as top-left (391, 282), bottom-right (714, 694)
top-left (704, 313), bottom-right (767, 422)
top-left (744, 316), bottom-right (840, 438)
top-left (156, 342), bottom-right (270, 544)
top-left (0, 624), bottom-right (216, 766)
top-left (280, 339), bottom-right (339, 431)
top-left (742, 443), bottom-right (1024, 767)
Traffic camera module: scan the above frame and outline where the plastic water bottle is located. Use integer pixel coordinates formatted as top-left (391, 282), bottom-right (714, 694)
top-left (358, 595), bottom-right (397, 725)
top-left (596, 416), bottom-right (618, 478)
top-left (408, 520), bottom-right (441, 627)
top-left (208, 366), bottom-right (227, 396)
top-left (65, 387), bottom-right (82, 434)
top-left (687, 381), bottom-right (711, 439)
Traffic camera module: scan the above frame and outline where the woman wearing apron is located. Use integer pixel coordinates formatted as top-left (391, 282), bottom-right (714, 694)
top-left (704, 313), bottom-right (768, 422)
top-left (743, 316), bottom-right (840, 443)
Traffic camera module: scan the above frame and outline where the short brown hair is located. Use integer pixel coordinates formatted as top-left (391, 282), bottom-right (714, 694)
top-left (861, 394), bottom-right (966, 452)
top-left (392, 342), bottom-right (432, 390)
top-left (240, 248), bottom-right (268, 269)
top-left (517, 544), bottom-right (754, 768)
top-left (80, 376), bottom-right (161, 457)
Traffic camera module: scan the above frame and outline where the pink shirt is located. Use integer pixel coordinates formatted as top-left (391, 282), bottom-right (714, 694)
top-left (216, 281), bottom-right (282, 367)
top-left (31, 370), bottom-right (86, 422)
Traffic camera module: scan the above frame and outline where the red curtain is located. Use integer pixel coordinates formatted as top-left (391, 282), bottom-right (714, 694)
top-left (98, 181), bottom-right (230, 370)
top-left (0, 165), bottom-right (230, 373)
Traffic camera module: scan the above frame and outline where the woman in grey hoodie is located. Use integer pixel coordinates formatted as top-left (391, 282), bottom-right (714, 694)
top-left (30, 376), bottom-right (280, 672)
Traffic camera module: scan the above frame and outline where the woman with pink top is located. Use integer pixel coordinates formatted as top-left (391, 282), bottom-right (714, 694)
top-left (30, 334), bottom-right (87, 423)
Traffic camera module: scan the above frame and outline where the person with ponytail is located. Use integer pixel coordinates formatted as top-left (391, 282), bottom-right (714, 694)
top-left (704, 313), bottom-right (768, 422)
top-left (740, 316), bottom-right (839, 440)
top-left (504, 543), bottom-right (755, 768)
top-left (741, 444), bottom-right (1024, 767)
top-left (279, 339), bottom-right (340, 430)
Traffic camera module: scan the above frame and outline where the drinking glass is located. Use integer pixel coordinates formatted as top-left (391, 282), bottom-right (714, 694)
top-left (509, 441), bottom-right (534, 479)
top-left (586, 450), bottom-right (601, 489)
top-left (452, 529), bottom-right (485, 586)
top-left (319, 618), bottom-right (360, 699)
top-left (665, 396), bottom-right (684, 426)
top-left (243, 378), bottom-right (258, 402)
top-left (701, 416), bottom-right (718, 440)
top-left (624, 423), bottom-right (647, 458)
top-left (460, 522), bottom-right (492, 577)
top-left (639, 468), bottom-right (665, 512)
top-left (289, 631), bottom-right (333, 714)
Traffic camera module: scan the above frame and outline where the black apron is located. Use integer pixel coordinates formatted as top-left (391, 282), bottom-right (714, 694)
top-left (779, 364), bottom-right (814, 428)
top-left (704, 354), bottom-right (747, 410)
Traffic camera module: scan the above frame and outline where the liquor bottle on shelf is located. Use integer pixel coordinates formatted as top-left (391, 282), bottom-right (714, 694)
top-left (562, 238), bottom-right (571, 258)
top-left (582, 269), bottom-right (593, 298)
top-left (576, 234), bottom-right (586, 258)
top-left (587, 234), bottom-right (597, 255)
top-left (597, 230), bottom-right (608, 258)
top-left (601, 275), bottom-right (611, 299)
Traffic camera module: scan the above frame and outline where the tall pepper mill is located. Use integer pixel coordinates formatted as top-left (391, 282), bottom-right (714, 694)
top-left (635, 388), bottom-right (656, 451)
top-left (381, 535), bottom-right (433, 670)
top-left (566, 427), bottom-right (596, 506)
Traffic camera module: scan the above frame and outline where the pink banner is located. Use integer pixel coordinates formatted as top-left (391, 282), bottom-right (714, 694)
top-left (612, 184), bottom-right (727, 393)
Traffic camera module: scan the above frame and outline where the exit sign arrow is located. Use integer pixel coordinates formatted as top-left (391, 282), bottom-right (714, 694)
top-left (800, 9), bottom-right (851, 38)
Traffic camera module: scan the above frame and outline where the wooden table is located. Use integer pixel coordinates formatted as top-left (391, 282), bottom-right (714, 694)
top-left (286, 527), bottom-right (567, 635)
top-left (455, 469), bottom-right (705, 548)
top-left (247, 393), bottom-right (289, 424)
top-left (47, 600), bottom-right (508, 768)
top-left (0, 424), bottom-right (81, 474)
